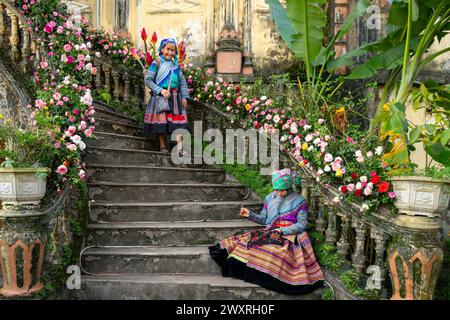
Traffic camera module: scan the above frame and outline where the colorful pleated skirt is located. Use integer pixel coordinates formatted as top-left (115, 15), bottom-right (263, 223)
top-left (143, 88), bottom-right (189, 136)
top-left (209, 228), bottom-right (325, 295)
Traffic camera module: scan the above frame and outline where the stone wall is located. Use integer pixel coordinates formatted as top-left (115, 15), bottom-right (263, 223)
top-left (0, 53), bottom-right (32, 127)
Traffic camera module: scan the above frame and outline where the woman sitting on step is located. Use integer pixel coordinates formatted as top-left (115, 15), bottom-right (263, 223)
top-left (209, 169), bottom-right (325, 295)
top-left (144, 38), bottom-right (190, 154)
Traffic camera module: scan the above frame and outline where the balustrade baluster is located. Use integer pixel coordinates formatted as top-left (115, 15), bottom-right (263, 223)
top-left (123, 72), bottom-right (130, 102)
top-left (351, 219), bottom-right (368, 272)
top-left (337, 214), bottom-right (351, 257)
top-left (103, 63), bottom-right (111, 94)
top-left (95, 60), bottom-right (103, 89)
top-left (371, 227), bottom-right (389, 288)
top-left (112, 69), bottom-right (120, 101)
top-left (0, 4), bottom-right (5, 48)
top-left (315, 206), bottom-right (327, 234)
top-left (7, 10), bottom-right (20, 62)
top-left (19, 21), bottom-right (30, 73)
top-left (325, 208), bottom-right (338, 244)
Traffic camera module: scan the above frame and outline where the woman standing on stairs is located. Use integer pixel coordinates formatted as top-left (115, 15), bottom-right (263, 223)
top-left (209, 169), bottom-right (325, 295)
top-left (144, 38), bottom-right (190, 154)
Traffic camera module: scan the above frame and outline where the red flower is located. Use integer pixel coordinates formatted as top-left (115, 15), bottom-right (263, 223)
top-left (340, 186), bottom-right (348, 194)
top-left (354, 189), bottom-right (362, 197)
top-left (378, 181), bottom-right (390, 193)
top-left (140, 28), bottom-right (147, 41)
top-left (371, 175), bottom-right (381, 184)
top-left (351, 173), bottom-right (358, 180)
top-left (145, 52), bottom-right (153, 67)
top-left (151, 32), bottom-right (158, 45)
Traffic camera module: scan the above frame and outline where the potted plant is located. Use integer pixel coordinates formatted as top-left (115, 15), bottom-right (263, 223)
top-left (390, 82), bottom-right (450, 218)
top-left (0, 113), bottom-right (53, 208)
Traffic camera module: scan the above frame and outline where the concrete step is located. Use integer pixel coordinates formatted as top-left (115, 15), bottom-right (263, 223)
top-left (86, 220), bottom-right (261, 246)
top-left (84, 147), bottom-right (208, 168)
top-left (87, 165), bottom-right (226, 184)
top-left (95, 117), bottom-right (142, 136)
top-left (81, 246), bottom-right (221, 275)
top-left (88, 182), bottom-right (256, 203)
top-left (93, 102), bottom-right (137, 126)
top-left (89, 201), bottom-right (263, 222)
top-left (87, 132), bottom-right (157, 150)
top-left (74, 274), bottom-right (324, 300)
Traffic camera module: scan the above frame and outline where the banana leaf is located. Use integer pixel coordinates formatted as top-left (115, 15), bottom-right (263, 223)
top-left (267, 0), bottom-right (296, 51)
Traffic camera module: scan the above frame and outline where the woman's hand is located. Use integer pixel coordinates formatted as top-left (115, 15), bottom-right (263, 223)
top-left (161, 89), bottom-right (171, 99)
top-left (239, 207), bottom-right (250, 218)
top-left (182, 98), bottom-right (188, 109)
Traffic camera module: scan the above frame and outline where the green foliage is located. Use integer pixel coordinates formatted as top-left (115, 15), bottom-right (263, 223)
top-left (70, 219), bottom-right (83, 238)
top-left (93, 89), bottom-right (144, 124)
top-left (322, 288), bottom-right (334, 300)
top-left (0, 117), bottom-right (57, 168)
top-left (222, 163), bottom-right (272, 199)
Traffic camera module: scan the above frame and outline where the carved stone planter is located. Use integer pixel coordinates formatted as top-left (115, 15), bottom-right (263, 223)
top-left (0, 168), bottom-right (49, 209)
top-left (391, 176), bottom-right (450, 218)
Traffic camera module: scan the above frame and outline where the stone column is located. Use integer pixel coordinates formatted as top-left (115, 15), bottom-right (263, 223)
top-left (0, 209), bottom-right (47, 297)
top-left (388, 215), bottom-right (444, 300)
top-left (351, 219), bottom-right (368, 273)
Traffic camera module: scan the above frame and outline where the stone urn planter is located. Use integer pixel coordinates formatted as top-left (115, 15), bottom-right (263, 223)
top-left (391, 176), bottom-right (450, 218)
top-left (0, 168), bottom-right (49, 208)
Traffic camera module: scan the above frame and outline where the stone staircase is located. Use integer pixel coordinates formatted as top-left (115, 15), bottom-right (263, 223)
top-left (73, 101), bottom-right (324, 300)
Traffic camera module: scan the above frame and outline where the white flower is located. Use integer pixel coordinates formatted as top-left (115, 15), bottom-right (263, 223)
top-left (324, 165), bottom-right (331, 172)
top-left (290, 126), bottom-right (298, 134)
top-left (308, 146), bottom-right (314, 152)
top-left (360, 203), bottom-right (370, 212)
top-left (324, 153), bottom-right (333, 162)
top-left (364, 187), bottom-right (372, 196)
top-left (367, 151), bottom-right (374, 158)
top-left (260, 96), bottom-right (267, 101)
top-left (318, 118), bottom-right (325, 125)
top-left (70, 135), bottom-right (82, 145)
top-left (273, 115), bottom-right (281, 123)
top-left (79, 141), bottom-right (86, 151)
top-left (316, 169), bottom-right (324, 176)
top-left (95, 52), bottom-right (101, 58)
top-left (334, 157), bottom-right (343, 164)
top-left (303, 125), bottom-right (312, 131)
top-left (313, 138), bottom-right (321, 146)
top-left (305, 134), bottom-right (313, 142)
top-left (280, 135), bottom-right (288, 143)
top-left (360, 176), bottom-right (368, 183)
top-left (375, 146), bottom-right (383, 156)
top-left (355, 150), bottom-right (363, 158)
top-left (356, 182), bottom-right (363, 190)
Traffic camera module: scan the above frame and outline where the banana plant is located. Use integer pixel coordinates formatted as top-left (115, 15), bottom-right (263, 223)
top-left (330, 0), bottom-right (450, 170)
top-left (267, 0), bottom-right (371, 104)
top-left (409, 82), bottom-right (450, 166)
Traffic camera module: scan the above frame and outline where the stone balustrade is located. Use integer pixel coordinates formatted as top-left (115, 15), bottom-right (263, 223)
top-left (0, 1), bottom-right (38, 74)
top-left (188, 99), bottom-right (445, 300)
top-left (92, 56), bottom-right (146, 108)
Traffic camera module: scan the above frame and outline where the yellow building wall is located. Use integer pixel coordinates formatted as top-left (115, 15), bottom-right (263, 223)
top-left (66, 0), bottom-right (293, 73)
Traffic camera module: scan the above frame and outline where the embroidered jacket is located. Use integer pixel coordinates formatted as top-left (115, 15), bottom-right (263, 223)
top-left (145, 58), bottom-right (190, 99)
top-left (248, 191), bottom-right (308, 236)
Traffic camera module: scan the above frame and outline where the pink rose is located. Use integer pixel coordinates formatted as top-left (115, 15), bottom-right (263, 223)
top-left (64, 44), bottom-right (72, 52)
top-left (56, 165), bottom-right (68, 175)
